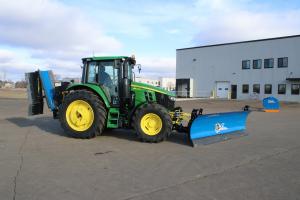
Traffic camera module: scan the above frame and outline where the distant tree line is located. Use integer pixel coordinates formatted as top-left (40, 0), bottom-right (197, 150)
top-left (15, 80), bottom-right (27, 88)
top-left (0, 80), bottom-right (27, 88)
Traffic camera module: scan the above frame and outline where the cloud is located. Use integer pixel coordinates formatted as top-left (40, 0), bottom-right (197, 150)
top-left (0, 0), bottom-right (123, 80)
top-left (166, 29), bottom-right (180, 34)
top-left (0, 49), bottom-right (38, 80)
top-left (0, 49), bottom-right (81, 80)
top-left (0, 0), bottom-right (121, 58)
top-left (84, 1), bottom-right (193, 39)
top-left (0, 49), bottom-right (15, 63)
top-left (96, 11), bottom-right (152, 38)
top-left (1, 0), bottom-right (300, 81)
top-left (0, 48), bottom-right (82, 81)
top-left (0, 1), bottom-right (192, 81)
top-left (39, 58), bottom-right (82, 78)
top-left (192, 0), bottom-right (300, 44)
top-left (135, 56), bottom-right (176, 78)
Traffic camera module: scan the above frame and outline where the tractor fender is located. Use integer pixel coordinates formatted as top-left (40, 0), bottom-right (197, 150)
top-left (66, 84), bottom-right (110, 109)
top-left (128, 102), bottom-right (148, 127)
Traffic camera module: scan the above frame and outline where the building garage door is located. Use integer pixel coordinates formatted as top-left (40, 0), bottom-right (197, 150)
top-left (216, 82), bottom-right (229, 98)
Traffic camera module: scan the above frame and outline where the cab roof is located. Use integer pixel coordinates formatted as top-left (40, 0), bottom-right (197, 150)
top-left (82, 56), bottom-right (128, 62)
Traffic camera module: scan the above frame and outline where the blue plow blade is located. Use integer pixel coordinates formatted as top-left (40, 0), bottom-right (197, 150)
top-left (190, 111), bottom-right (250, 147)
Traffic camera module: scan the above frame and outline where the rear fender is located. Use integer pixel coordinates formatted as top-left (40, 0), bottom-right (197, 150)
top-left (66, 84), bottom-right (110, 109)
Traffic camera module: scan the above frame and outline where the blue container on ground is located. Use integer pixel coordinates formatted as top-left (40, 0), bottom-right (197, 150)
top-left (263, 96), bottom-right (280, 112)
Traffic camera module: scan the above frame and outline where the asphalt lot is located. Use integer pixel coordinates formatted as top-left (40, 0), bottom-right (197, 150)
top-left (0, 97), bottom-right (300, 200)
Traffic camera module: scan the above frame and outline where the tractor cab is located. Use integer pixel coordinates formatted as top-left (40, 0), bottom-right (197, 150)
top-left (81, 56), bottom-right (136, 107)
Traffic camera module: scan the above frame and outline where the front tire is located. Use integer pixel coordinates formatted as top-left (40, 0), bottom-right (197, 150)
top-left (132, 103), bottom-right (172, 143)
top-left (59, 90), bottom-right (107, 139)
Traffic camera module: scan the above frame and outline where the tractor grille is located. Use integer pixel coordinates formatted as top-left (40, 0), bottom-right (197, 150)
top-left (155, 93), bottom-right (175, 110)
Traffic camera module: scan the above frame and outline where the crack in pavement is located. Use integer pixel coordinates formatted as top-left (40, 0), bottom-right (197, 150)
top-left (12, 127), bottom-right (31, 200)
top-left (120, 145), bottom-right (300, 200)
top-left (13, 155), bottom-right (23, 200)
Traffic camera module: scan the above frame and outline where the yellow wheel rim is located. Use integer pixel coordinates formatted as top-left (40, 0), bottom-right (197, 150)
top-left (66, 100), bottom-right (94, 132)
top-left (140, 113), bottom-right (162, 136)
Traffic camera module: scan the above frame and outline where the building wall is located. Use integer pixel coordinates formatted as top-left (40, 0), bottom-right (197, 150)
top-left (176, 36), bottom-right (300, 101)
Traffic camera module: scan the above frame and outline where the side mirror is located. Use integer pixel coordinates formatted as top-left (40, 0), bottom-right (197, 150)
top-left (136, 64), bottom-right (142, 74)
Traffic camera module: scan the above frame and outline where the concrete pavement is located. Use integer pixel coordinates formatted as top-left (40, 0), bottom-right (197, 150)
top-left (0, 98), bottom-right (299, 200)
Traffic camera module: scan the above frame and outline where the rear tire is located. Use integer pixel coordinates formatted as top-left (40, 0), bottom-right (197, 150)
top-left (59, 90), bottom-right (107, 139)
top-left (132, 103), bottom-right (172, 143)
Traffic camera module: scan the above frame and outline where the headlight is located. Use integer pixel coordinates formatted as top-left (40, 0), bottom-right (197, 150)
top-left (169, 96), bottom-right (176, 101)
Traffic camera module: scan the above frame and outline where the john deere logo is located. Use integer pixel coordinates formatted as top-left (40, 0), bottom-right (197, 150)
top-left (268, 100), bottom-right (275, 104)
top-left (215, 123), bottom-right (228, 134)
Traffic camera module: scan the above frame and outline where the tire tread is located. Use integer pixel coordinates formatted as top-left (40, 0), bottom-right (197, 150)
top-left (59, 90), bottom-right (107, 139)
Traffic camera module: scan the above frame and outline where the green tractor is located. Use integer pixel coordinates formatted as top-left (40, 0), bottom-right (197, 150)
top-left (26, 56), bottom-right (250, 146)
top-left (27, 56), bottom-right (175, 142)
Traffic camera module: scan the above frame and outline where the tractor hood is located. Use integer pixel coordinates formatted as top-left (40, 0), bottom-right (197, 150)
top-left (131, 82), bottom-right (175, 97)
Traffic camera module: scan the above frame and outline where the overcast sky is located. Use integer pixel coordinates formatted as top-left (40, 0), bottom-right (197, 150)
top-left (0, 0), bottom-right (300, 81)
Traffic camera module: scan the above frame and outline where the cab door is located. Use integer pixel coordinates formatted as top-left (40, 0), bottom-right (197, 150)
top-left (98, 61), bottom-right (120, 106)
top-left (86, 60), bottom-right (120, 106)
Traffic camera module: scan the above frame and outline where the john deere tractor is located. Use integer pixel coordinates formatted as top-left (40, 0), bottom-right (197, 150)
top-left (26, 56), bottom-right (176, 142)
top-left (26, 56), bottom-right (250, 146)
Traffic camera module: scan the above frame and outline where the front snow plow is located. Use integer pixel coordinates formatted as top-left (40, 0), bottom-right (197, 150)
top-left (170, 107), bottom-right (250, 147)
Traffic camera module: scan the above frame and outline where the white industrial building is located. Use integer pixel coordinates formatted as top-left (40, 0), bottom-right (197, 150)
top-left (176, 35), bottom-right (300, 102)
top-left (160, 77), bottom-right (176, 91)
top-left (135, 77), bottom-right (161, 87)
top-left (135, 77), bottom-right (176, 91)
